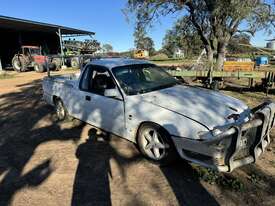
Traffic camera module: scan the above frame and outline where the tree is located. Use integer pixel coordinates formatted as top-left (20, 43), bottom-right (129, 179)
top-left (134, 23), bottom-right (155, 55)
top-left (162, 16), bottom-right (203, 57)
top-left (227, 34), bottom-right (253, 54)
top-left (126, 0), bottom-right (275, 70)
top-left (102, 44), bottom-right (113, 53)
top-left (143, 37), bottom-right (155, 55)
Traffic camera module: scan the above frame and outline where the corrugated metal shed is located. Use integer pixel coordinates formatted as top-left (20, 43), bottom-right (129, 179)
top-left (0, 15), bottom-right (94, 35)
top-left (0, 15), bottom-right (95, 68)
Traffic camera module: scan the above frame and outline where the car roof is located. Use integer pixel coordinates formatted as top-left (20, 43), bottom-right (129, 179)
top-left (87, 58), bottom-right (152, 70)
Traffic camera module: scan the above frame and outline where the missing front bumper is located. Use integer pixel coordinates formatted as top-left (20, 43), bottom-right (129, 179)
top-left (172, 101), bottom-right (275, 172)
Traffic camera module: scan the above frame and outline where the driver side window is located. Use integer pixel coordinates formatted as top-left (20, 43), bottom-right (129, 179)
top-left (80, 66), bottom-right (116, 96)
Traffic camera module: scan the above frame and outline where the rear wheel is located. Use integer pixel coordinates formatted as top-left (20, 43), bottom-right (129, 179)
top-left (34, 63), bottom-right (45, 73)
top-left (12, 56), bottom-right (26, 72)
top-left (137, 123), bottom-right (176, 165)
top-left (55, 99), bottom-right (67, 121)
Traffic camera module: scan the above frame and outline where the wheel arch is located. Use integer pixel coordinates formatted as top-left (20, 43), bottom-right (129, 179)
top-left (52, 95), bottom-right (61, 105)
top-left (135, 121), bottom-right (171, 142)
top-left (135, 121), bottom-right (178, 164)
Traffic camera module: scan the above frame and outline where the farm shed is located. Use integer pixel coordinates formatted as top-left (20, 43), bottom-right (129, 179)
top-left (0, 15), bottom-right (94, 69)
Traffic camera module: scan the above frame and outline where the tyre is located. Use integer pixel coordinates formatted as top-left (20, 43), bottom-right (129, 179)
top-left (137, 123), bottom-right (176, 165)
top-left (210, 80), bottom-right (219, 91)
top-left (52, 58), bottom-right (62, 71)
top-left (55, 99), bottom-right (67, 121)
top-left (12, 56), bottom-right (26, 72)
top-left (48, 63), bottom-right (56, 71)
top-left (34, 63), bottom-right (45, 73)
top-left (71, 57), bottom-right (79, 69)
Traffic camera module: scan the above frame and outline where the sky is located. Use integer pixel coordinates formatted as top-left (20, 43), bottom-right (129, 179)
top-left (0, 0), bottom-right (274, 52)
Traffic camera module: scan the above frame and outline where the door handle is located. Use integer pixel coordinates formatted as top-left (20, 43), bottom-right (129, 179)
top-left (85, 95), bottom-right (91, 101)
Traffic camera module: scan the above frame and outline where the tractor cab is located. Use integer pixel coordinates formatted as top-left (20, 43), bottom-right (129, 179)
top-left (21, 46), bottom-right (42, 56)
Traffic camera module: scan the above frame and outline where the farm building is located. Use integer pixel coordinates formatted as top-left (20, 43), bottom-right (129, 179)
top-left (0, 15), bottom-right (94, 69)
top-left (266, 39), bottom-right (275, 51)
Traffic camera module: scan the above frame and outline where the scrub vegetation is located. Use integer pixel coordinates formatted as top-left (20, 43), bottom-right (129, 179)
top-left (0, 71), bottom-right (15, 80)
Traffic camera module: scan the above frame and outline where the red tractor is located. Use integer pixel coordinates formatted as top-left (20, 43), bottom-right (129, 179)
top-left (12, 46), bottom-right (48, 72)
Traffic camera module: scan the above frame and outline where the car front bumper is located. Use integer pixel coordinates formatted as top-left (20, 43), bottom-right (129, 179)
top-left (171, 102), bottom-right (275, 172)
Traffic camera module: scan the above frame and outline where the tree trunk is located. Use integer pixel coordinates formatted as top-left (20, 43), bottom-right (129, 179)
top-left (205, 45), bottom-right (214, 66)
top-left (216, 42), bottom-right (227, 71)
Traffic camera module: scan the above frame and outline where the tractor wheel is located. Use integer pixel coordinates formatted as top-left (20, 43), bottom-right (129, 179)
top-left (12, 56), bottom-right (26, 72)
top-left (71, 57), bottom-right (79, 69)
top-left (34, 63), bottom-right (45, 73)
top-left (52, 58), bottom-right (62, 71)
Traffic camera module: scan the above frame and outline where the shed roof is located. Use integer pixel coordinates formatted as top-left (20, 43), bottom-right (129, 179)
top-left (0, 15), bottom-right (95, 35)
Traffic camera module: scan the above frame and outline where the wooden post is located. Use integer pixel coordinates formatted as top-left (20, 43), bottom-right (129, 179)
top-left (80, 55), bottom-right (84, 71)
top-left (0, 58), bottom-right (2, 71)
top-left (46, 56), bottom-right (50, 77)
top-left (248, 78), bottom-right (254, 88)
top-left (58, 28), bottom-right (65, 66)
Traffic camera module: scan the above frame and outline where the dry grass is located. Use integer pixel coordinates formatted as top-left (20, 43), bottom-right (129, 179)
top-left (0, 71), bottom-right (15, 80)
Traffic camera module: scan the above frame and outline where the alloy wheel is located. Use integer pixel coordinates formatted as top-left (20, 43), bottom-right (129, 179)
top-left (140, 128), bottom-right (169, 160)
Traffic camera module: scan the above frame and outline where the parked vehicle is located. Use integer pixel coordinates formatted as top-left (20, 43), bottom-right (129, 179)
top-left (134, 49), bottom-right (149, 59)
top-left (42, 58), bottom-right (275, 172)
top-left (12, 46), bottom-right (47, 72)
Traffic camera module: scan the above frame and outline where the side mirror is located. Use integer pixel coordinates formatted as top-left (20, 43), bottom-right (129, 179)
top-left (104, 89), bottom-right (122, 99)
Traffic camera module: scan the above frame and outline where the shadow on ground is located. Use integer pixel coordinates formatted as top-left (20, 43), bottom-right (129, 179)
top-left (72, 128), bottom-right (219, 206)
top-left (0, 80), bottom-right (82, 205)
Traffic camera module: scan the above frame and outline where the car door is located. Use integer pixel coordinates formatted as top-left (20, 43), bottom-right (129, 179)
top-left (78, 65), bottom-right (125, 137)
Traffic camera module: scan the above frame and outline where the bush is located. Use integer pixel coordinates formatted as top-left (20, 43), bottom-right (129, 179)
top-left (149, 53), bottom-right (169, 61)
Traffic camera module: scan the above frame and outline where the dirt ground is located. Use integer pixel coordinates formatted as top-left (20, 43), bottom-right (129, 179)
top-left (0, 71), bottom-right (275, 206)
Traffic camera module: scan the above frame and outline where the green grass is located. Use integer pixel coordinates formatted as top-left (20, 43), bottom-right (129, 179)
top-left (64, 67), bottom-right (80, 70)
top-left (0, 72), bottom-right (15, 80)
top-left (194, 166), bottom-right (245, 192)
top-left (221, 89), bottom-right (274, 108)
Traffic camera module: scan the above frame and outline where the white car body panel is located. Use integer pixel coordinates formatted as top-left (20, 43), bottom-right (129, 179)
top-left (138, 85), bottom-right (250, 130)
top-left (124, 94), bottom-right (209, 141)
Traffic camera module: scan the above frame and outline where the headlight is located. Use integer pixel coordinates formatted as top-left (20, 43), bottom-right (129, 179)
top-left (198, 127), bottom-right (225, 140)
top-left (212, 128), bottom-right (223, 136)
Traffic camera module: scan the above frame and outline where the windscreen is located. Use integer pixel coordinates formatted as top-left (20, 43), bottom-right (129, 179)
top-left (29, 48), bottom-right (41, 55)
top-left (112, 64), bottom-right (178, 95)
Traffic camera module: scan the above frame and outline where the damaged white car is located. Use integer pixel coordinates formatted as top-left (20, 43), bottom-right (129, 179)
top-left (43, 58), bottom-right (275, 172)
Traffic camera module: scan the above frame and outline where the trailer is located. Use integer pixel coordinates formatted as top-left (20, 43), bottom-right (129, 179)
top-left (168, 69), bottom-right (275, 94)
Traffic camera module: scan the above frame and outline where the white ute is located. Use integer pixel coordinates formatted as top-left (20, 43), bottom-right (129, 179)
top-left (43, 58), bottom-right (275, 172)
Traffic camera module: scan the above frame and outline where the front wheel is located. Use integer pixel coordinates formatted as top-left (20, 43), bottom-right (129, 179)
top-left (137, 123), bottom-right (176, 165)
top-left (55, 99), bottom-right (67, 121)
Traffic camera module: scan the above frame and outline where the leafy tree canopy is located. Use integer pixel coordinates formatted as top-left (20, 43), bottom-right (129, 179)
top-left (102, 44), bottom-right (113, 53)
top-left (162, 16), bottom-right (203, 57)
top-left (126, 0), bottom-right (275, 70)
top-left (134, 23), bottom-right (156, 55)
